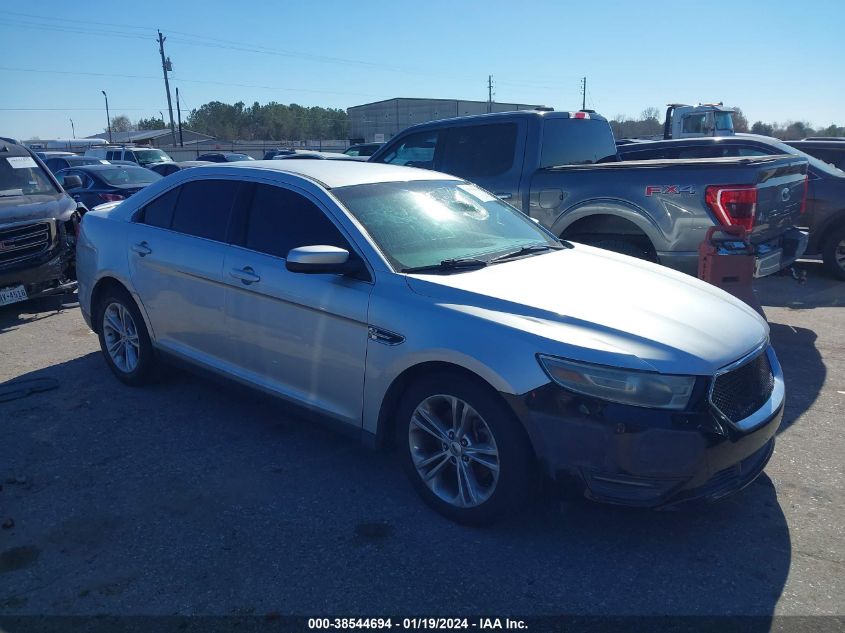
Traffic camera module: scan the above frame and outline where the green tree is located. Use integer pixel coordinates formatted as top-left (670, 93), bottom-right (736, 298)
top-left (730, 107), bottom-right (749, 133)
top-left (137, 116), bottom-right (167, 130)
top-left (751, 121), bottom-right (773, 136)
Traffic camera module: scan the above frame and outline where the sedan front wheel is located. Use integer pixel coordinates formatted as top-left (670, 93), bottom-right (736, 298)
top-left (397, 373), bottom-right (535, 525)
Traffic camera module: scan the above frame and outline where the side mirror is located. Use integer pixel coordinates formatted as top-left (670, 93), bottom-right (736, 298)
top-left (286, 245), bottom-right (353, 274)
top-left (63, 175), bottom-right (83, 190)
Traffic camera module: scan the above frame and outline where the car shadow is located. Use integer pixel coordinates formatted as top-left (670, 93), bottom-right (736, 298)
top-left (0, 292), bottom-right (79, 335)
top-left (755, 260), bottom-right (844, 310)
top-left (1, 353), bottom-right (791, 620)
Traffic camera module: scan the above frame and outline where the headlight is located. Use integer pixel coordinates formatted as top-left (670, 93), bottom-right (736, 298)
top-left (537, 355), bottom-right (695, 410)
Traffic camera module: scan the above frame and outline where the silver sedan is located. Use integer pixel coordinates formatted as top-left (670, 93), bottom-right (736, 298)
top-left (76, 160), bottom-right (785, 524)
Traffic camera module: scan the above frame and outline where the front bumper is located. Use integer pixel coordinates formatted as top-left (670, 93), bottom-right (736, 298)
top-left (504, 353), bottom-right (783, 508)
top-left (0, 249), bottom-right (77, 300)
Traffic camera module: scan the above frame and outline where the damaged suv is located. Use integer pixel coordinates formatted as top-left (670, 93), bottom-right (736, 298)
top-left (0, 138), bottom-right (83, 307)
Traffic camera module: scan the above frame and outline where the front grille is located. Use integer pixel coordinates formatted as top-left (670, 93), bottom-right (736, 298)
top-left (0, 221), bottom-right (52, 268)
top-left (710, 349), bottom-right (774, 424)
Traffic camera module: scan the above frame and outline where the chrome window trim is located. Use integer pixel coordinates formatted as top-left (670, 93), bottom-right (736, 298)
top-left (708, 342), bottom-right (784, 432)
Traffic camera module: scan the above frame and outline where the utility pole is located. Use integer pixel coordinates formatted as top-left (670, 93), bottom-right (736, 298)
top-left (101, 90), bottom-right (112, 143)
top-left (487, 75), bottom-right (493, 113)
top-left (176, 87), bottom-right (184, 147)
top-left (157, 30), bottom-right (177, 146)
top-left (69, 118), bottom-right (75, 139)
top-left (581, 76), bottom-right (587, 110)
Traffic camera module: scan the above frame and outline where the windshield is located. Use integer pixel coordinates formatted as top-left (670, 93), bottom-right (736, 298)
top-left (767, 139), bottom-right (845, 178)
top-left (333, 180), bottom-right (559, 271)
top-left (133, 149), bottom-right (170, 165)
top-left (97, 167), bottom-right (162, 186)
top-left (226, 154), bottom-right (253, 161)
top-left (0, 156), bottom-right (58, 197)
top-left (715, 112), bottom-right (734, 132)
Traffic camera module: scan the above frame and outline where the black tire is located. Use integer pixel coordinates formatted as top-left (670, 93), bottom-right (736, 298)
top-left (95, 286), bottom-right (156, 386)
top-left (395, 372), bottom-right (536, 525)
top-left (821, 224), bottom-right (845, 281)
top-left (585, 237), bottom-right (657, 262)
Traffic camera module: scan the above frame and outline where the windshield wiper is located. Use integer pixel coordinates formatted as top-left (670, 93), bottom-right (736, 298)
top-left (488, 243), bottom-right (564, 263)
top-left (400, 257), bottom-right (488, 274)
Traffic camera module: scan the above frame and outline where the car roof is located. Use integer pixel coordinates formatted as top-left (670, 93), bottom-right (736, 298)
top-left (189, 159), bottom-right (460, 189)
top-left (66, 163), bottom-right (149, 172)
top-left (0, 139), bottom-right (36, 157)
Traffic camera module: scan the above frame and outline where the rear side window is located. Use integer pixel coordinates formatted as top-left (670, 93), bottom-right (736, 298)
top-left (140, 187), bottom-right (181, 229)
top-left (377, 130), bottom-right (439, 168)
top-left (440, 123), bottom-right (517, 178)
top-left (171, 180), bottom-right (240, 241)
top-left (541, 118), bottom-right (619, 167)
top-left (244, 184), bottom-right (347, 258)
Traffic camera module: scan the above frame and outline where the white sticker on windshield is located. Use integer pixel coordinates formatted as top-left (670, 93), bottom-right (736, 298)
top-left (7, 156), bottom-right (38, 169)
top-left (100, 160), bottom-right (109, 164)
top-left (458, 184), bottom-right (497, 202)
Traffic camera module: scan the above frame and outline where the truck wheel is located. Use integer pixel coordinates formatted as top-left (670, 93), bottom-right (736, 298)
top-left (821, 224), bottom-right (845, 281)
top-left (395, 373), bottom-right (535, 525)
top-left (96, 288), bottom-right (156, 386)
top-left (587, 237), bottom-right (657, 262)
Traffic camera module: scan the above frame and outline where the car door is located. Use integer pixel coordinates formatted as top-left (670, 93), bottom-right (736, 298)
top-left (438, 121), bottom-right (526, 208)
top-left (222, 180), bottom-right (373, 425)
top-left (127, 178), bottom-right (246, 367)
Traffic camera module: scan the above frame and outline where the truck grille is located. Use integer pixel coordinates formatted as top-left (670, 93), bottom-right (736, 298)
top-left (0, 221), bottom-right (53, 268)
top-left (710, 349), bottom-right (774, 424)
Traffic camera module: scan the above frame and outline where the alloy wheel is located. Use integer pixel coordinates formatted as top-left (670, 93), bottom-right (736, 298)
top-left (102, 302), bottom-right (140, 373)
top-left (408, 394), bottom-right (500, 508)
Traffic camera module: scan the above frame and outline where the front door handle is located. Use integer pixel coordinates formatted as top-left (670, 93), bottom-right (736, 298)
top-left (229, 266), bottom-right (261, 285)
top-left (131, 241), bottom-right (152, 257)
top-left (494, 192), bottom-right (513, 200)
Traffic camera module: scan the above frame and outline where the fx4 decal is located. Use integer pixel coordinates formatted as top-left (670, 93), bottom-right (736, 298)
top-left (645, 185), bottom-right (696, 196)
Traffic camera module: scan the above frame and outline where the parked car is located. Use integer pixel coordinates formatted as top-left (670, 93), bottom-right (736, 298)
top-left (85, 146), bottom-right (172, 167)
top-left (54, 164), bottom-right (161, 209)
top-left (369, 110), bottom-right (809, 278)
top-left (148, 161), bottom-right (214, 177)
top-left (195, 152), bottom-right (255, 163)
top-left (343, 142), bottom-right (382, 157)
top-left (263, 148), bottom-right (297, 160)
top-left (617, 134), bottom-right (845, 280)
top-left (43, 155), bottom-right (109, 174)
top-left (784, 139), bottom-right (845, 171)
top-left (0, 139), bottom-right (82, 305)
top-left (77, 160), bottom-right (784, 524)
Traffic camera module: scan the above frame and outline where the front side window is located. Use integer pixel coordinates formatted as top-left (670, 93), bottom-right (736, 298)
top-left (244, 184), bottom-right (347, 258)
top-left (682, 114), bottom-right (706, 134)
top-left (171, 179), bottom-right (240, 241)
top-left (440, 123), bottom-right (517, 179)
top-left (333, 180), bottom-right (558, 271)
top-left (139, 186), bottom-right (181, 229)
top-left (376, 130), bottom-right (439, 168)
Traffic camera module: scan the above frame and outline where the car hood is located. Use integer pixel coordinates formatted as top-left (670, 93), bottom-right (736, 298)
top-left (0, 192), bottom-right (76, 224)
top-left (404, 245), bottom-right (769, 375)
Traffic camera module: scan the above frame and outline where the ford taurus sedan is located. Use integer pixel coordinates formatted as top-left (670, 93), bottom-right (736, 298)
top-left (76, 161), bottom-right (785, 524)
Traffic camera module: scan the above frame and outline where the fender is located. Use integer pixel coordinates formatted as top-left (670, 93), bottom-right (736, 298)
top-left (550, 197), bottom-right (668, 245)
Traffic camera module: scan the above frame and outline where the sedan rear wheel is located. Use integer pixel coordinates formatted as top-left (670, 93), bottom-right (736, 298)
top-left (397, 373), bottom-right (535, 525)
top-left (822, 224), bottom-right (845, 281)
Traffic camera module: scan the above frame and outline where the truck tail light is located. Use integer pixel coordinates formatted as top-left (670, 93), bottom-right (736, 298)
top-left (98, 193), bottom-right (125, 202)
top-left (705, 185), bottom-right (757, 232)
top-left (800, 176), bottom-right (808, 215)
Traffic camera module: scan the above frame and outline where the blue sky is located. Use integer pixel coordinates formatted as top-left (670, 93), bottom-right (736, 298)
top-left (1, 0), bottom-right (843, 139)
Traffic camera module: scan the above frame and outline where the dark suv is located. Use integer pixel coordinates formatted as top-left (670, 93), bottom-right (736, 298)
top-left (0, 138), bottom-right (83, 306)
top-left (617, 134), bottom-right (845, 280)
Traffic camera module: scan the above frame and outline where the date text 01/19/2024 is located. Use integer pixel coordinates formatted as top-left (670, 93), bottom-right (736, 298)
top-left (307, 618), bottom-right (528, 630)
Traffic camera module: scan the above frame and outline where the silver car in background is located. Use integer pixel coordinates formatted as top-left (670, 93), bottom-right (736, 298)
top-left (76, 161), bottom-right (784, 524)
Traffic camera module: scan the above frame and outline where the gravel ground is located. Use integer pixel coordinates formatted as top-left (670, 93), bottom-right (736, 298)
top-left (0, 261), bottom-right (842, 619)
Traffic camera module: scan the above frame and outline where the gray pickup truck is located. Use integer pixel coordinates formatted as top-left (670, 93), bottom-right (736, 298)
top-left (369, 110), bottom-right (809, 276)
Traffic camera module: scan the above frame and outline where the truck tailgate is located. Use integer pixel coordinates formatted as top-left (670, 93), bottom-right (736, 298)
top-left (750, 157), bottom-right (807, 244)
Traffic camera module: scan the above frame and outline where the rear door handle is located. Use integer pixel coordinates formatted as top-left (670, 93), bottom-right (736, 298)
top-left (229, 266), bottom-right (261, 285)
top-left (131, 241), bottom-right (152, 256)
top-left (494, 192), bottom-right (513, 200)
